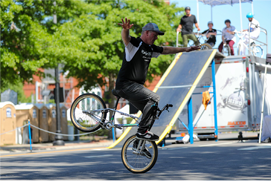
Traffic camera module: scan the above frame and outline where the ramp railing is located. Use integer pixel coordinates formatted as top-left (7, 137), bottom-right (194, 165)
top-left (248, 23), bottom-right (268, 56)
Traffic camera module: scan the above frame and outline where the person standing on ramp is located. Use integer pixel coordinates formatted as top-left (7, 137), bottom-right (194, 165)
top-left (176, 6), bottom-right (201, 47)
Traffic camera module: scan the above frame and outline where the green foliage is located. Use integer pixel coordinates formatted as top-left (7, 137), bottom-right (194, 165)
top-left (1, 0), bottom-right (184, 95)
top-left (0, 0), bottom-right (94, 88)
top-left (60, 0), bottom-right (184, 88)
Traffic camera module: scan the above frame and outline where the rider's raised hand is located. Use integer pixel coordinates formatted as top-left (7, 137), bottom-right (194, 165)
top-left (118, 18), bottom-right (134, 30)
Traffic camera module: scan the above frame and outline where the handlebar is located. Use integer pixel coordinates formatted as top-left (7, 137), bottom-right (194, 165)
top-left (157, 104), bottom-right (173, 117)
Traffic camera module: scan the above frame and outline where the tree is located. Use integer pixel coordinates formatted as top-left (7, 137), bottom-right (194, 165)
top-left (0, 0), bottom-right (95, 89)
top-left (1, 0), bottom-right (184, 107)
top-left (57, 0), bottom-right (184, 109)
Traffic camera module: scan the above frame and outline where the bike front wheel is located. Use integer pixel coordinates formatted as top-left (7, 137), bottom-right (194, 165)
top-left (121, 135), bottom-right (158, 173)
top-left (70, 93), bottom-right (106, 132)
top-left (222, 44), bottom-right (231, 56)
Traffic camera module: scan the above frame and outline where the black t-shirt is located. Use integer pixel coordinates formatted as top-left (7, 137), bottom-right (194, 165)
top-left (202, 29), bottom-right (217, 44)
top-left (180, 15), bottom-right (197, 35)
top-left (116, 36), bottom-right (163, 89)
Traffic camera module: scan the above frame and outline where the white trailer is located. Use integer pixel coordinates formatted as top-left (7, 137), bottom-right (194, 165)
top-left (176, 55), bottom-right (271, 139)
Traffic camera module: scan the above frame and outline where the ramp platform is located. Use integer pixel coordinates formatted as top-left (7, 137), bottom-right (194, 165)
top-left (108, 49), bottom-right (224, 148)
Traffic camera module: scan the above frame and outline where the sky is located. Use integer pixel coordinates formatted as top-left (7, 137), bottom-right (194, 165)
top-left (170, 0), bottom-right (271, 54)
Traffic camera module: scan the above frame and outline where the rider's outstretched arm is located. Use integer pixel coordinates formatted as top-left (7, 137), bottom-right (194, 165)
top-left (162, 46), bottom-right (200, 54)
top-left (118, 18), bottom-right (134, 46)
top-left (177, 24), bottom-right (182, 32)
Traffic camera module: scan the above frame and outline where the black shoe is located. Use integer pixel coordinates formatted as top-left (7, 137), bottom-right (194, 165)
top-left (136, 131), bottom-right (159, 141)
top-left (132, 140), bottom-right (152, 159)
top-left (140, 147), bottom-right (152, 159)
top-left (132, 139), bottom-right (139, 151)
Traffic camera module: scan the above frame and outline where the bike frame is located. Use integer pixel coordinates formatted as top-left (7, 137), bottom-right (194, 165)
top-left (248, 22), bottom-right (268, 56)
top-left (236, 31), bottom-right (263, 57)
top-left (176, 31), bottom-right (207, 47)
top-left (82, 101), bottom-right (172, 134)
top-left (83, 108), bottom-right (140, 129)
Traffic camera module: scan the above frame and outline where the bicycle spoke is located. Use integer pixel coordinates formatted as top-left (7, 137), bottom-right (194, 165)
top-left (70, 94), bottom-right (106, 132)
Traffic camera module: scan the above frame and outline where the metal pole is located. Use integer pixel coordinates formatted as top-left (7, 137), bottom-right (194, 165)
top-left (28, 120), bottom-right (32, 152)
top-left (248, 63), bottom-right (255, 126)
top-left (212, 60), bottom-right (218, 141)
top-left (176, 32), bottom-right (179, 47)
top-left (197, 0), bottom-right (199, 27)
top-left (112, 127), bottom-right (115, 142)
top-left (252, 63), bottom-right (257, 125)
top-left (53, 0), bottom-right (64, 146)
top-left (239, 0), bottom-right (243, 32)
top-left (211, 5), bottom-right (213, 22)
top-left (251, 1), bottom-right (254, 14)
top-left (259, 65), bottom-right (268, 143)
top-left (249, 23), bottom-right (252, 55)
top-left (188, 97), bottom-right (193, 144)
top-left (266, 29), bottom-right (268, 55)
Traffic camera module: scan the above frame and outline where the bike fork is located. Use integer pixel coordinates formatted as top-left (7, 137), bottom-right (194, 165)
top-left (134, 140), bottom-right (146, 155)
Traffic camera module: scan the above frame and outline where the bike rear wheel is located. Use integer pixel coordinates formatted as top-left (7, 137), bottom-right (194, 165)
top-left (70, 93), bottom-right (106, 132)
top-left (121, 135), bottom-right (158, 173)
top-left (252, 45), bottom-right (264, 58)
top-left (200, 43), bottom-right (212, 50)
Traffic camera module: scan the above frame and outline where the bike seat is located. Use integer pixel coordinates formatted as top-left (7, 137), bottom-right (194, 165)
top-left (112, 89), bottom-right (121, 98)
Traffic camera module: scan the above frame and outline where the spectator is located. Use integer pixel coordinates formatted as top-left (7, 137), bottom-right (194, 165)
top-left (177, 6), bottom-right (200, 47)
top-left (218, 19), bottom-right (236, 55)
top-left (240, 13), bottom-right (260, 55)
top-left (202, 21), bottom-right (217, 47)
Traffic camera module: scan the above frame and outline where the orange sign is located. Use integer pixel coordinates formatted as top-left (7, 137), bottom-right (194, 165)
top-left (227, 121), bottom-right (246, 126)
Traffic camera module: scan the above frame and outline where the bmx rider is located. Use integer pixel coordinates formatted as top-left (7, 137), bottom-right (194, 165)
top-left (116, 18), bottom-right (199, 146)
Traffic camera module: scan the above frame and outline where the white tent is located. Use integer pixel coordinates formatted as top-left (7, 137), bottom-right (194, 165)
top-left (197, 0), bottom-right (254, 30)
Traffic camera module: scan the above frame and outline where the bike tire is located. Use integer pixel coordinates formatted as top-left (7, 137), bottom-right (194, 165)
top-left (200, 43), bottom-right (212, 50)
top-left (70, 93), bottom-right (106, 132)
top-left (238, 44), bottom-right (242, 56)
top-left (222, 44), bottom-right (231, 56)
top-left (121, 135), bottom-right (158, 173)
top-left (252, 45), bottom-right (264, 58)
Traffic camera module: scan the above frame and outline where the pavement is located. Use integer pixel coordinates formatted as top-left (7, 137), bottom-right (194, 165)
top-left (1, 132), bottom-right (270, 180)
top-left (0, 140), bottom-right (113, 154)
top-left (1, 137), bottom-right (271, 180)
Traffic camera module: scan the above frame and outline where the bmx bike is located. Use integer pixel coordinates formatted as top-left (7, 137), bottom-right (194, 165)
top-left (235, 31), bottom-right (264, 58)
top-left (221, 43), bottom-right (232, 56)
top-left (70, 90), bottom-right (173, 173)
top-left (176, 31), bottom-right (213, 50)
top-left (188, 32), bottom-right (214, 50)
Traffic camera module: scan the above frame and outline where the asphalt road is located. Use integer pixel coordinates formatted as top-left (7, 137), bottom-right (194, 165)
top-left (1, 140), bottom-right (271, 180)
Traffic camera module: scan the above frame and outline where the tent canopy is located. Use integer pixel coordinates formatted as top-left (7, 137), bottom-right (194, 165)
top-left (198, 0), bottom-right (253, 6)
top-left (197, 0), bottom-right (254, 30)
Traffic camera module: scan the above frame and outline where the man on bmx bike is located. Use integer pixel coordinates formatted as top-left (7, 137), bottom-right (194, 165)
top-left (116, 18), bottom-right (199, 157)
top-left (240, 12), bottom-right (260, 55)
top-left (218, 19), bottom-right (236, 55)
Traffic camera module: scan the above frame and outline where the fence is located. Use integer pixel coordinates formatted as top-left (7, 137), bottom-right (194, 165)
top-left (0, 120), bottom-right (94, 152)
